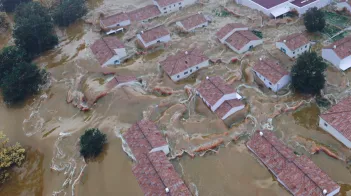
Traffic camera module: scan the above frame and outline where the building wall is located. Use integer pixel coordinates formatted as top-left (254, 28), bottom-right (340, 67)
top-left (291, 0), bottom-right (331, 16)
top-left (319, 117), bottom-right (351, 148)
top-left (322, 49), bottom-right (341, 68)
top-left (222, 105), bottom-right (245, 119)
top-left (154, 0), bottom-right (196, 14)
top-left (219, 27), bottom-right (248, 43)
top-left (176, 21), bottom-right (209, 32)
top-left (170, 60), bottom-right (209, 82)
top-left (114, 48), bottom-right (127, 58)
top-left (253, 70), bottom-right (291, 92)
top-left (212, 93), bottom-right (240, 111)
top-left (339, 56), bottom-right (351, 71)
top-left (137, 34), bottom-right (171, 48)
top-left (226, 39), bottom-right (263, 54)
top-left (149, 145), bottom-right (170, 155)
top-left (101, 19), bottom-right (131, 29)
top-left (276, 42), bottom-right (310, 58)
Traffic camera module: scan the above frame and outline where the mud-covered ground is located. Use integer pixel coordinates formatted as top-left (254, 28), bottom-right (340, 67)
top-left (0, 0), bottom-right (351, 195)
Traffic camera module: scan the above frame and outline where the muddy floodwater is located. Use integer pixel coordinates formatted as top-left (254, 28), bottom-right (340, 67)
top-left (1, 0), bottom-right (351, 195)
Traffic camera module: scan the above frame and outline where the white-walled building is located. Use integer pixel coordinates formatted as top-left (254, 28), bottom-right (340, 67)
top-left (153, 0), bottom-right (197, 14)
top-left (90, 36), bottom-right (127, 67)
top-left (235, 0), bottom-right (331, 17)
top-left (319, 97), bottom-right (351, 148)
top-left (322, 35), bottom-right (351, 71)
top-left (216, 23), bottom-right (262, 54)
top-left (136, 25), bottom-right (171, 48)
top-left (100, 12), bottom-right (130, 30)
top-left (276, 33), bottom-right (310, 58)
top-left (176, 13), bottom-right (208, 32)
top-left (127, 5), bottom-right (161, 23)
top-left (196, 76), bottom-right (245, 120)
top-left (160, 48), bottom-right (209, 82)
top-left (252, 58), bottom-right (290, 92)
top-left (336, 0), bottom-right (351, 13)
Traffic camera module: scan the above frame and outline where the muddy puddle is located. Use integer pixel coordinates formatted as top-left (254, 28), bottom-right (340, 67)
top-left (1, 0), bottom-right (351, 196)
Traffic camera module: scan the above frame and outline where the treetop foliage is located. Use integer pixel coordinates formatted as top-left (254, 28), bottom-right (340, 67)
top-left (79, 128), bottom-right (107, 160)
top-left (53, 0), bottom-right (87, 27)
top-left (0, 0), bottom-right (31, 12)
top-left (304, 7), bottom-right (326, 32)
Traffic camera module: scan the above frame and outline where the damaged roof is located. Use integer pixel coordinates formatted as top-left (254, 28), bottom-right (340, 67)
top-left (278, 33), bottom-right (310, 51)
top-left (90, 36), bottom-right (125, 65)
top-left (247, 130), bottom-right (340, 196)
top-left (100, 12), bottom-right (129, 27)
top-left (252, 58), bottom-right (289, 84)
top-left (225, 30), bottom-right (260, 50)
top-left (139, 25), bottom-right (170, 44)
top-left (178, 13), bottom-right (207, 31)
top-left (127, 5), bottom-right (161, 22)
top-left (216, 23), bottom-right (247, 40)
top-left (324, 35), bottom-right (351, 59)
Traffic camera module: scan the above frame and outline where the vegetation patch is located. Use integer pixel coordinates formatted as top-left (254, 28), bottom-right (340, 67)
top-left (323, 11), bottom-right (351, 28)
top-left (251, 30), bottom-right (263, 39)
top-left (79, 128), bottom-right (107, 160)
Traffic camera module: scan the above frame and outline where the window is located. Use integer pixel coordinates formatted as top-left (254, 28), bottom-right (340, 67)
top-left (249, 45), bottom-right (253, 50)
top-left (169, 6), bottom-right (171, 8)
top-left (117, 24), bottom-right (120, 26)
top-left (185, 60), bottom-right (188, 64)
top-left (190, 69), bottom-right (192, 72)
top-left (164, 7), bottom-right (166, 10)
top-left (177, 75), bottom-right (180, 78)
top-left (293, 52), bottom-right (295, 54)
top-left (179, 2), bottom-right (181, 5)
top-left (324, 123), bottom-right (328, 127)
top-left (184, 71), bottom-right (188, 75)
top-left (269, 82), bottom-right (272, 85)
top-left (264, 78), bottom-right (265, 81)
top-left (196, 66), bottom-right (199, 69)
top-left (164, 11), bottom-right (167, 14)
top-left (305, 45), bottom-right (307, 48)
top-left (203, 25), bottom-right (206, 27)
top-left (174, 4), bottom-right (175, 7)
top-left (157, 40), bottom-right (161, 43)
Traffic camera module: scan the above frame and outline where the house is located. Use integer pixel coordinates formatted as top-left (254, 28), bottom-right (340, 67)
top-left (123, 120), bottom-right (169, 160)
top-left (196, 76), bottom-right (245, 120)
top-left (153, 0), bottom-right (197, 14)
top-left (322, 35), bottom-right (351, 71)
top-left (336, 0), bottom-right (351, 13)
top-left (247, 130), bottom-right (340, 196)
top-left (132, 151), bottom-right (192, 196)
top-left (276, 33), bottom-right (310, 58)
top-left (176, 13), bottom-right (208, 32)
top-left (136, 25), bottom-right (171, 48)
top-left (160, 48), bottom-right (209, 82)
top-left (235, 0), bottom-right (331, 17)
top-left (105, 75), bottom-right (138, 89)
top-left (100, 12), bottom-right (130, 30)
top-left (216, 23), bottom-right (263, 54)
top-left (90, 36), bottom-right (127, 67)
top-left (127, 5), bottom-right (161, 23)
top-left (252, 58), bottom-right (290, 92)
top-left (319, 97), bottom-right (351, 148)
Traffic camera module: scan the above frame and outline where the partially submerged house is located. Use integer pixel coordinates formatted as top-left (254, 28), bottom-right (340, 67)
top-left (247, 130), bottom-right (340, 196)
top-left (322, 35), bottom-right (351, 71)
top-left (196, 76), bottom-right (245, 120)
top-left (176, 13), bottom-right (208, 32)
top-left (337, 0), bottom-right (351, 13)
top-left (124, 120), bottom-right (169, 160)
top-left (252, 58), bottom-right (290, 92)
top-left (100, 12), bottom-right (130, 30)
top-left (127, 5), bottom-right (161, 23)
top-left (216, 23), bottom-right (262, 54)
top-left (276, 33), bottom-right (310, 58)
top-left (319, 97), bottom-right (351, 148)
top-left (136, 25), bottom-right (171, 48)
top-left (160, 48), bottom-right (209, 82)
top-left (153, 0), bottom-right (196, 14)
top-left (235, 0), bottom-right (331, 17)
top-left (90, 36), bottom-right (127, 67)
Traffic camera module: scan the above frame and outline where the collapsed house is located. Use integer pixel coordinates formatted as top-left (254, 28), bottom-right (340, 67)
top-left (176, 13), bottom-right (208, 32)
top-left (322, 35), bottom-right (351, 71)
top-left (136, 25), bottom-right (171, 48)
top-left (276, 33), bottom-right (310, 58)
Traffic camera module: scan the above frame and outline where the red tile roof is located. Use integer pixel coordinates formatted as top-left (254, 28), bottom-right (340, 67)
top-left (324, 35), bottom-right (351, 59)
top-left (154, 0), bottom-right (183, 7)
top-left (178, 13), bottom-right (207, 31)
top-left (290, 0), bottom-right (318, 7)
top-left (320, 96), bottom-right (351, 142)
top-left (196, 76), bottom-right (236, 106)
top-left (216, 23), bottom-right (247, 40)
top-left (250, 0), bottom-right (288, 9)
top-left (139, 25), bottom-right (170, 44)
top-left (100, 12), bottom-right (129, 27)
top-left (132, 151), bottom-right (192, 196)
top-left (215, 99), bottom-right (244, 119)
top-left (160, 48), bottom-right (208, 76)
top-left (90, 37), bottom-right (125, 65)
top-left (105, 75), bottom-right (137, 89)
top-left (252, 58), bottom-right (289, 84)
top-left (225, 30), bottom-right (260, 50)
top-left (247, 130), bottom-right (340, 196)
top-left (124, 120), bottom-right (167, 160)
top-left (127, 5), bottom-right (161, 22)
top-left (279, 33), bottom-right (309, 51)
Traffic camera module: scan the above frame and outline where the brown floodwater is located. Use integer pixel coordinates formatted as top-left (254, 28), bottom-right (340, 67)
top-left (1, 0), bottom-right (351, 196)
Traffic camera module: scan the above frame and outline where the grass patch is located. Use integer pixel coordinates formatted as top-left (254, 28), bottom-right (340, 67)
top-left (323, 11), bottom-right (351, 28)
top-left (321, 23), bottom-right (342, 37)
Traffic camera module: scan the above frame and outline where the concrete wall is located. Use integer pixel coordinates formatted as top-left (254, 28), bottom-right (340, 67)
top-left (101, 19), bottom-right (131, 29)
top-left (276, 42), bottom-right (310, 58)
top-left (170, 60), bottom-right (209, 82)
top-left (219, 27), bottom-right (248, 43)
top-left (137, 34), bottom-right (171, 48)
top-left (322, 49), bottom-right (341, 68)
top-left (319, 117), bottom-right (351, 148)
top-left (222, 105), bottom-right (245, 119)
top-left (253, 70), bottom-right (291, 92)
top-left (212, 93), bottom-right (240, 111)
top-left (226, 39), bottom-right (263, 54)
top-left (150, 145), bottom-right (170, 155)
top-left (291, 0), bottom-right (331, 16)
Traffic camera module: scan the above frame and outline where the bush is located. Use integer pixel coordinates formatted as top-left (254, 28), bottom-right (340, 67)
top-left (53, 0), bottom-right (87, 27)
top-left (79, 128), bottom-right (107, 159)
top-left (304, 7), bottom-right (326, 32)
top-left (291, 51), bottom-right (327, 95)
top-left (0, 0), bottom-right (31, 12)
top-left (13, 2), bottom-right (58, 56)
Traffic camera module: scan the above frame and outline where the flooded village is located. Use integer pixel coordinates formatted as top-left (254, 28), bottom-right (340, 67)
top-left (1, 0), bottom-right (351, 195)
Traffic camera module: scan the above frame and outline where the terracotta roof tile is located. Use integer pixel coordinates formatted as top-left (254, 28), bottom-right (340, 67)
top-left (216, 23), bottom-right (247, 40)
top-left (252, 58), bottom-right (289, 84)
top-left (178, 13), bottom-right (207, 31)
top-left (320, 96), bottom-right (351, 141)
top-left (127, 5), bottom-right (161, 22)
top-left (154, 0), bottom-right (183, 7)
top-left (160, 48), bottom-right (208, 76)
top-left (225, 30), bottom-right (260, 50)
top-left (247, 130), bottom-right (340, 196)
top-left (324, 35), bottom-right (351, 59)
top-left (90, 37), bottom-right (125, 65)
top-left (279, 33), bottom-right (310, 51)
top-left (100, 12), bottom-right (129, 27)
top-left (250, 0), bottom-right (288, 9)
top-left (290, 0), bottom-right (318, 7)
top-left (215, 99), bottom-right (244, 119)
top-left (140, 25), bottom-right (170, 44)
top-left (105, 75), bottom-right (137, 89)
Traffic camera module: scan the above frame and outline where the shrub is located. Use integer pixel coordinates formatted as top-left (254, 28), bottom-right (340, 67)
top-left (79, 128), bottom-right (107, 159)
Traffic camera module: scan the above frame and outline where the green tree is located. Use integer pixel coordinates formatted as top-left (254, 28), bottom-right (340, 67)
top-left (53, 0), bottom-right (87, 27)
top-left (304, 7), bottom-right (325, 32)
top-left (0, 46), bottom-right (30, 78)
top-left (0, 0), bottom-right (31, 12)
top-left (13, 2), bottom-right (58, 56)
top-left (291, 51), bottom-right (327, 95)
top-left (79, 128), bottom-right (107, 159)
top-left (0, 131), bottom-right (26, 183)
